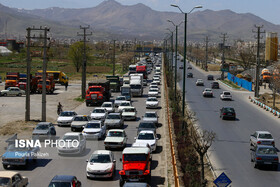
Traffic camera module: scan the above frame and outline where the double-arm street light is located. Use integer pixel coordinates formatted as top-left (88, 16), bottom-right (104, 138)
top-left (171, 4), bottom-right (203, 118)
top-left (167, 20), bottom-right (184, 101)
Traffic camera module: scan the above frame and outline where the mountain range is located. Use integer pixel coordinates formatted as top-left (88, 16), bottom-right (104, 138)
top-left (1, 0), bottom-right (280, 42)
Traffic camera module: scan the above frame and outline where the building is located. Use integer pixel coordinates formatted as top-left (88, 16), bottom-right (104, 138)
top-left (265, 32), bottom-right (278, 62)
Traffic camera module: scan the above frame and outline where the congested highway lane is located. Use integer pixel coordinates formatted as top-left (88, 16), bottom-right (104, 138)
top-left (0, 69), bottom-right (166, 186)
top-left (176, 59), bottom-right (280, 186)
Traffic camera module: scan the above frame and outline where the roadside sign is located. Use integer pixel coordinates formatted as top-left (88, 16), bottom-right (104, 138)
top-left (213, 172), bottom-right (232, 187)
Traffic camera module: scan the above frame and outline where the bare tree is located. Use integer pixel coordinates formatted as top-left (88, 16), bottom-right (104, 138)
top-left (237, 47), bottom-right (255, 70)
top-left (270, 64), bottom-right (280, 109)
top-left (190, 126), bottom-right (216, 186)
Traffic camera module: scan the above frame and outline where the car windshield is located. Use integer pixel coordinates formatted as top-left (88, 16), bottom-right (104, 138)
top-left (197, 79), bottom-right (203, 82)
top-left (89, 87), bottom-right (101, 92)
top-left (224, 108), bottom-right (235, 113)
top-left (48, 182), bottom-right (71, 187)
top-left (85, 123), bottom-right (100, 128)
top-left (149, 88), bottom-right (157, 91)
top-left (138, 133), bottom-right (154, 140)
top-left (116, 97), bottom-right (126, 100)
top-left (124, 154), bottom-right (147, 162)
top-left (145, 113), bottom-right (156, 118)
top-left (147, 98), bottom-right (157, 101)
top-left (90, 154), bottom-right (111, 163)
top-left (93, 109), bottom-right (105, 113)
top-left (102, 104), bottom-right (112, 107)
top-left (62, 135), bottom-right (79, 142)
top-left (35, 124), bottom-right (49, 130)
top-left (205, 89), bottom-right (212, 92)
top-left (130, 85), bottom-right (141, 89)
top-left (60, 112), bottom-right (75, 116)
top-left (139, 123), bottom-right (155, 129)
top-left (123, 108), bottom-right (135, 112)
top-left (108, 131), bottom-right (124, 137)
top-left (224, 92), bottom-right (231, 95)
top-left (120, 102), bottom-right (130, 106)
top-left (107, 114), bottom-right (120, 119)
top-left (257, 147), bottom-right (277, 155)
top-left (0, 177), bottom-right (10, 185)
top-left (74, 116), bottom-right (88, 121)
top-left (259, 133), bottom-right (273, 139)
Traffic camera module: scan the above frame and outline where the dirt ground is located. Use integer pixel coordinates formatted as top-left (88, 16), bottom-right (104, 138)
top-left (258, 92), bottom-right (280, 110)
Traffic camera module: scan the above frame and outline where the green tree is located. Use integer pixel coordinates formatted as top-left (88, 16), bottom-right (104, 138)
top-left (68, 42), bottom-right (90, 72)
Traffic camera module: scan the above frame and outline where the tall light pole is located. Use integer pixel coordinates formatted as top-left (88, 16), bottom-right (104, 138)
top-left (167, 20), bottom-right (184, 101)
top-left (166, 28), bottom-right (174, 72)
top-left (171, 4), bottom-right (203, 118)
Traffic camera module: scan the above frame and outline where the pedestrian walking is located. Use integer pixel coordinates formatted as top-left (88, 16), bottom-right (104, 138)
top-left (65, 82), bottom-right (68, 91)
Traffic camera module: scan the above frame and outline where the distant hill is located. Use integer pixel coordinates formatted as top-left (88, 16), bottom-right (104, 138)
top-left (1, 0), bottom-right (280, 41)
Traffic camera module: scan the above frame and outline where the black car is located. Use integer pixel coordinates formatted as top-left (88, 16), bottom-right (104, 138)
top-left (187, 73), bottom-right (193, 78)
top-left (207, 75), bottom-right (214, 80)
top-left (220, 107), bottom-right (236, 120)
top-left (137, 121), bottom-right (157, 134)
top-left (48, 175), bottom-right (81, 187)
top-left (211, 81), bottom-right (219, 89)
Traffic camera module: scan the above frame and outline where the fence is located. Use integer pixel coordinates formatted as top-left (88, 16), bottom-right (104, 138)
top-left (227, 73), bottom-right (252, 91)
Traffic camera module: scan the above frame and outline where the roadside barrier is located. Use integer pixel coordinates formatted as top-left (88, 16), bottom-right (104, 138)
top-left (163, 61), bottom-right (180, 187)
top-left (249, 97), bottom-right (280, 118)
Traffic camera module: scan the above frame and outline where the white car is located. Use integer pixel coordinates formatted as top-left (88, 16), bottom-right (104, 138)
top-left (143, 111), bottom-right (158, 125)
top-left (220, 91), bottom-right (232, 100)
top-left (250, 131), bottom-right (275, 147)
top-left (146, 97), bottom-right (159, 109)
top-left (149, 85), bottom-right (159, 92)
top-left (150, 82), bottom-right (158, 87)
top-left (134, 130), bottom-right (158, 152)
top-left (118, 101), bottom-right (132, 112)
top-left (71, 115), bottom-right (90, 132)
top-left (90, 108), bottom-right (108, 121)
top-left (148, 88), bottom-right (159, 97)
top-left (114, 96), bottom-right (127, 107)
top-left (104, 129), bottom-right (127, 150)
top-left (202, 88), bottom-right (213, 97)
top-left (86, 150), bottom-right (116, 179)
top-left (57, 111), bottom-right (77, 126)
top-left (121, 107), bottom-right (137, 120)
top-left (82, 121), bottom-right (106, 140)
top-left (101, 102), bottom-right (115, 113)
top-left (153, 77), bottom-right (160, 85)
top-left (57, 132), bottom-right (86, 155)
top-left (196, 79), bottom-right (204, 86)
top-left (1, 87), bottom-right (25, 96)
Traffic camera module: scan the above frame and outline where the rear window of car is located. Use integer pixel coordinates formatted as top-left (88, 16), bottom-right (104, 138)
top-left (257, 147), bottom-right (277, 154)
top-left (258, 134), bottom-right (273, 139)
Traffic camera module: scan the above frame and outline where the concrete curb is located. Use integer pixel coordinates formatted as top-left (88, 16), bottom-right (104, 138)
top-left (249, 96), bottom-right (280, 117)
top-left (218, 80), bottom-right (242, 90)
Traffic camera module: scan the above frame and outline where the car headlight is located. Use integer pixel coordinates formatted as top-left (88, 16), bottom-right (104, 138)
top-left (151, 143), bottom-right (155, 146)
top-left (105, 167), bottom-right (113, 172)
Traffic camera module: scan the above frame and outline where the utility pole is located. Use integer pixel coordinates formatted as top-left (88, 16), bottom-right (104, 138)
top-left (42, 27), bottom-right (49, 122)
top-left (220, 33), bottom-right (228, 80)
top-left (196, 43), bottom-right (199, 66)
top-left (77, 25), bottom-right (92, 99)
top-left (205, 36), bottom-right (209, 71)
top-left (112, 40), bottom-right (116, 76)
top-left (253, 25), bottom-right (265, 97)
top-left (134, 38), bottom-right (136, 64)
top-left (25, 28), bottom-right (31, 121)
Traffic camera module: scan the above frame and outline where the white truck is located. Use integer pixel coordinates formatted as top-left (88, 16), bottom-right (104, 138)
top-left (130, 74), bottom-right (143, 97)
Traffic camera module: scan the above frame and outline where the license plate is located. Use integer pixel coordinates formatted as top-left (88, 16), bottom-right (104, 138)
top-left (129, 179), bottom-right (139, 182)
top-left (228, 113), bottom-right (232, 116)
top-left (264, 162), bottom-right (272, 164)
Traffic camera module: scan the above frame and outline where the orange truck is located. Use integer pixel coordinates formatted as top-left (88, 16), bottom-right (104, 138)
top-left (37, 76), bottom-right (55, 94)
top-left (261, 68), bottom-right (272, 83)
top-left (17, 74), bottom-right (38, 93)
top-left (5, 72), bottom-right (20, 89)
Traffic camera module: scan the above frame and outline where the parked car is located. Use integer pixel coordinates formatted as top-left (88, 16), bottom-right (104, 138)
top-left (220, 107), bottom-right (236, 120)
top-left (57, 132), bottom-right (86, 155)
top-left (90, 108), bottom-right (108, 121)
top-left (187, 73), bottom-right (193, 78)
top-left (202, 88), bottom-right (213, 97)
top-left (211, 81), bottom-right (219, 89)
top-left (101, 102), bottom-right (115, 113)
top-left (48, 175), bottom-right (81, 187)
top-left (250, 131), bottom-right (275, 147)
top-left (104, 129), bottom-right (127, 150)
top-left (82, 120), bottom-right (106, 140)
top-left (57, 111), bottom-right (77, 126)
top-left (86, 150), bottom-right (116, 179)
top-left (114, 96), bottom-right (127, 107)
top-left (71, 115), bottom-right (90, 132)
top-left (146, 97), bottom-right (159, 109)
top-left (0, 171), bottom-right (28, 187)
top-left (32, 122), bottom-right (56, 140)
top-left (137, 121), bottom-right (157, 135)
top-left (134, 130), bottom-right (158, 152)
top-left (220, 91), bottom-right (232, 100)
top-left (122, 107), bottom-right (137, 120)
top-left (142, 111), bottom-right (158, 125)
top-left (1, 87), bottom-right (25, 96)
top-left (196, 79), bottom-right (204, 86)
top-left (251, 145), bottom-right (278, 170)
top-left (104, 113), bottom-right (124, 129)
top-left (118, 101), bottom-right (132, 113)
top-left (207, 75), bottom-right (214, 80)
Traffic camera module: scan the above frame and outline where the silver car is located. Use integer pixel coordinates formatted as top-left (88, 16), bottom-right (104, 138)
top-left (114, 96), bottom-right (127, 107)
top-left (142, 111), bottom-right (158, 125)
top-left (1, 87), bottom-right (25, 96)
top-left (104, 113), bottom-right (124, 129)
top-left (101, 102), bottom-right (115, 113)
top-left (32, 122), bottom-right (56, 140)
top-left (57, 132), bottom-right (86, 155)
top-left (90, 108), bottom-right (108, 121)
top-left (146, 97), bottom-right (159, 109)
top-left (82, 121), bottom-right (106, 140)
top-left (57, 111), bottom-right (77, 126)
top-left (104, 129), bottom-right (127, 150)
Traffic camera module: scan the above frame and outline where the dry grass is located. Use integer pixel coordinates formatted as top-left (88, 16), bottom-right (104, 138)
top-left (208, 64), bottom-right (220, 71)
top-left (0, 120), bottom-right (37, 136)
top-left (259, 93), bottom-right (280, 110)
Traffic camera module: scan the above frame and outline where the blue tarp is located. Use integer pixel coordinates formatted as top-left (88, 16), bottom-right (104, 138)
top-left (227, 73), bottom-right (252, 91)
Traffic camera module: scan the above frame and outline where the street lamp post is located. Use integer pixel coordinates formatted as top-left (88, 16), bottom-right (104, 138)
top-left (166, 28), bottom-right (174, 72)
top-left (171, 4), bottom-right (203, 118)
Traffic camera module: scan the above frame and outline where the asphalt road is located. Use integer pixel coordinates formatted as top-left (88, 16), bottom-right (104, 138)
top-left (176, 58), bottom-right (280, 186)
top-left (0, 70), bottom-right (167, 186)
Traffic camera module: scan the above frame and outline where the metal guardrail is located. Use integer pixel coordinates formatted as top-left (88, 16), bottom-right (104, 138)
top-left (163, 59), bottom-right (180, 187)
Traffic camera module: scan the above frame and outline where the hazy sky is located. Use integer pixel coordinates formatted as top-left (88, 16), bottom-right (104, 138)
top-left (1, 0), bottom-right (279, 24)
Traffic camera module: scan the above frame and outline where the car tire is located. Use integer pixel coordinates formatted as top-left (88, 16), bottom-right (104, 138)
top-left (119, 177), bottom-right (124, 187)
top-left (254, 163), bottom-right (258, 168)
top-left (18, 93), bottom-right (22, 96)
top-left (3, 164), bottom-right (8, 169)
top-left (86, 103), bottom-right (89, 107)
top-left (71, 127), bottom-right (75, 132)
top-left (3, 93), bottom-right (7, 96)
